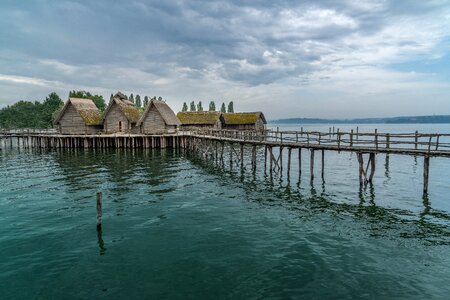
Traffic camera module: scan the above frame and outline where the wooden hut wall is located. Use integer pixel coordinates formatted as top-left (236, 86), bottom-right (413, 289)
top-left (140, 105), bottom-right (171, 134)
top-left (104, 103), bottom-right (131, 133)
top-left (58, 103), bottom-right (100, 134)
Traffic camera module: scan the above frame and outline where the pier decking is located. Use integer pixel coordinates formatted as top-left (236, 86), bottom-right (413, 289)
top-left (1, 128), bottom-right (449, 194)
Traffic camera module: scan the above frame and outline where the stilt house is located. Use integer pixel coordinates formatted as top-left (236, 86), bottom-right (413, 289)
top-left (222, 112), bottom-right (267, 131)
top-left (136, 99), bottom-right (181, 134)
top-left (53, 98), bottom-right (103, 134)
top-left (103, 92), bottom-right (141, 134)
top-left (177, 111), bottom-right (223, 130)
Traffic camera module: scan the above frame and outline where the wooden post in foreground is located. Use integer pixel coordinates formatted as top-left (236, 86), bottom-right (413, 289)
top-left (310, 149), bottom-right (315, 180)
top-left (321, 150), bottom-right (325, 180)
top-left (96, 192), bottom-right (102, 229)
top-left (423, 156), bottom-right (430, 194)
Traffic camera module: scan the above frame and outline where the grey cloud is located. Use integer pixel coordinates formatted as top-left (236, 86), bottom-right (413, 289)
top-left (0, 0), bottom-right (449, 117)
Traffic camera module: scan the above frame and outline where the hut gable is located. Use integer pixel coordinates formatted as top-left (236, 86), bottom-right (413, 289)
top-left (103, 92), bottom-right (141, 133)
top-left (53, 98), bottom-right (102, 134)
top-left (136, 100), bottom-right (181, 134)
top-left (177, 111), bottom-right (223, 129)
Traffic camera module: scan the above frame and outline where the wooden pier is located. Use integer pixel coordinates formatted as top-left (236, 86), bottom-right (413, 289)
top-left (1, 128), bottom-right (450, 194)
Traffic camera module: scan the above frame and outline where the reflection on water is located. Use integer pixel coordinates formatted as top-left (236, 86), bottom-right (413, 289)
top-left (1, 147), bottom-right (450, 299)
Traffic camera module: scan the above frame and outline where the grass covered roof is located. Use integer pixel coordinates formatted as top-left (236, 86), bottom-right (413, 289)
top-left (104, 92), bottom-right (141, 123)
top-left (177, 111), bottom-right (222, 125)
top-left (222, 112), bottom-right (266, 125)
top-left (54, 98), bottom-right (103, 126)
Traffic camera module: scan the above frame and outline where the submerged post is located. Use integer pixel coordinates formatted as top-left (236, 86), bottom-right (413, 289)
top-left (321, 150), bottom-right (325, 180)
top-left (96, 192), bottom-right (102, 229)
top-left (423, 156), bottom-right (430, 194)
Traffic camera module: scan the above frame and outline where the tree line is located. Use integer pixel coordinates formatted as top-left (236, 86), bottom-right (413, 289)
top-left (110, 93), bottom-right (162, 109)
top-left (181, 101), bottom-right (234, 113)
top-left (0, 90), bottom-right (109, 129)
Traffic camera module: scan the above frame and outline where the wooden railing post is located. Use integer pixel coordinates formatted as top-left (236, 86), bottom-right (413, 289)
top-left (374, 129), bottom-right (378, 150)
top-left (415, 131), bottom-right (418, 150)
top-left (350, 129), bottom-right (353, 147)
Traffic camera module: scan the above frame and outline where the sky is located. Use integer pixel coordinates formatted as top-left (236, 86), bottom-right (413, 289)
top-left (0, 0), bottom-right (450, 119)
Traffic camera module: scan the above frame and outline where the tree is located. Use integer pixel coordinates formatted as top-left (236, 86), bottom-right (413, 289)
top-left (0, 92), bottom-right (63, 129)
top-left (110, 93), bottom-right (114, 102)
top-left (197, 101), bottom-right (203, 111)
top-left (227, 101), bottom-right (234, 113)
top-left (135, 94), bottom-right (142, 107)
top-left (129, 93), bottom-right (134, 104)
top-left (158, 96), bottom-right (163, 101)
top-left (190, 101), bottom-right (196, 111)
top-left (144, 96), bottom-right (149, 107)
top-left (220, 102), bottom-right (226, 113)
top-left (209, 101), bottom-right (216, 111)
top-left (90, 95), bottom-right (106, 111)
top-left (182, 102), bottom-right (188, 112)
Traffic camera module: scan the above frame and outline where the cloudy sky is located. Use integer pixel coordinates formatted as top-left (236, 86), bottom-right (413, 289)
top-left (1, 0), bottom-right (449, 119)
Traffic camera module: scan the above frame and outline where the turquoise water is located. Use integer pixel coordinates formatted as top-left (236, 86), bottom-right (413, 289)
top-left (1, 126), bottom-right (450, 299)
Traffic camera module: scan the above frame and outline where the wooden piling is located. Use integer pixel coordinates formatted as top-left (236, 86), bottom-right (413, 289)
top-left (310, 149), bottom-right (314, 180)
top-left (287, 147), bottom-right (292, 178)
top-left (240, 143), bottom-right (244, 169)
top-left (298, 148), bottom-right (302, 176)
top-left (358, 153), bottom-right (364, 186)
top-left (423, 156), bottom-right (430, 194)
top-left (321, 150), bottom-right (325, 180)
top-left (369, 153), bottom-right (375, 183)
top-left (96, 192), bottom-right (102, 229)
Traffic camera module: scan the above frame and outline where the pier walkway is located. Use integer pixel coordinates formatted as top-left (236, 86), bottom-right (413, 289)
top-left (1, 128), bottom-right (450, 194)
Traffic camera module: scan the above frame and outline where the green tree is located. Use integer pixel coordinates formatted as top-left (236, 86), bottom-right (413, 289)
top-left (182, 102), bottom-right (188, 112)
top-left (90, 95), bottom-right (106, 111)
top-left (135, 94), bottom-right (142, 107)
top-left (129, 93), bottom-right (134, 104)
top-left (144, 96), bottom-right (149, 107)
top-left (220, 102), bottom-right (226, 113)
top-left (110, 93), bottom-right (114, 102)
top-left (209, 101), bottom-right (216, 111)
top-left (227, 101), bottom-right (234, 113)
top-left (0, 92), bottom-right (63, 129)
top-left (190, 101), bottom-right (196, 111)
top-left (197, 101), bottom-right (203, 111)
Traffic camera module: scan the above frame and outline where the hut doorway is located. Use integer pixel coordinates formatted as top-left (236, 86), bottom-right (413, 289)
top-left (119, 121), bottom-right (122, 132)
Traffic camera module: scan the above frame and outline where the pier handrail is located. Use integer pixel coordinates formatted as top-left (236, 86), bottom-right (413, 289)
top-left (190, 129), bottom-right (450, 153)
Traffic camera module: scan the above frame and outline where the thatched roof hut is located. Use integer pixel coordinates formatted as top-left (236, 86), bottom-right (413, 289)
top-left (103, 92), bottom-right (141, 133)
top-left (53, 98), bottom-right (103, 134)
top-left (177, 111), bottom-right (223, 130)
top-left (222, 112), bottom-right (266, 131)
top-left (136, 100), bottom-right (181, 134)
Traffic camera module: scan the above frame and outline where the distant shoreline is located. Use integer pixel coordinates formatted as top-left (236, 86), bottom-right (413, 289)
top-left (269, 115), bottom-right (450, 124)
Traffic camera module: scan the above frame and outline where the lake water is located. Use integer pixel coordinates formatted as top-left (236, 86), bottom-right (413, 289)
top-left (1, 124), bottom-right (450, 299)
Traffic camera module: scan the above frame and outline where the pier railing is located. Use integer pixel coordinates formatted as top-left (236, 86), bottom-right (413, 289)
top-left (192, 129), bottom-right (450, 154)
top-left (0, 128), bottom-right (57, 135)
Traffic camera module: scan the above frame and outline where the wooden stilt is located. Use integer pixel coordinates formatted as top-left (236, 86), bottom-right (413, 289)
top-left (310, 149), bottom-right (314, 180)
top-left (298, 148), bottom-right (302, 176)
top-left (240, 143), bottom-right (244, 169)
top-left (264, 145), bottom-right (268, 174)
top-left (423, 156), bottom-right (430, 194)
top-left (287, 147), bottom-right (292, 178)
top-left (369, 153), bottom-right (376, 183)
top-left (321, 150), bottom-right (325, 180)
